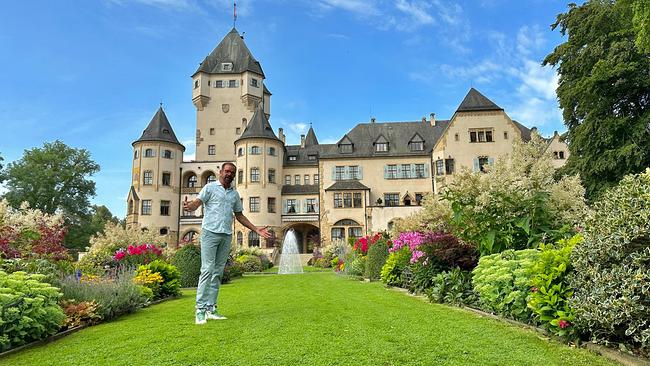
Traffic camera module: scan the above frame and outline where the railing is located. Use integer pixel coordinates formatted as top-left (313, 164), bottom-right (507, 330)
top-left (181, 187), bottom-right (200, 194)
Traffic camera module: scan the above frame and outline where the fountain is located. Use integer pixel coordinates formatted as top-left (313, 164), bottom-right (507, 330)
top-left (278, 230), bottom-right (304, 274)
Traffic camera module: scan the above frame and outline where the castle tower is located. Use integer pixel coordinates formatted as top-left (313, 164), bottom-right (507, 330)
top-left (191, 28), bottom-right (271, 162)
top-left (234, 104), bottom-right (284, 249)
top-left (127, 107), bottom-right (185, 245)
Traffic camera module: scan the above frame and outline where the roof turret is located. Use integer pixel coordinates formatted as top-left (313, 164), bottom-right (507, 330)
top-left (236, 104), bottom-right (280, 142)
top-left (456, 88), bottom-right (503, 112)
top-left (194, 28), bottom-right (264, 77)
top-left (132, 107), bottom-right (185, 150)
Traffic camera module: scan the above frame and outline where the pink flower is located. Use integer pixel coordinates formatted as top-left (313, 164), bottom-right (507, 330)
top-left (558, 320), bottom-right (570, 329)
top-left (531, 287), bottom-right (538, 293)
top-left (410, 250), bottom-right (426, 264)
top-left (127, 245), bottom-right (137, 255)
top-left (114, 250), bottom-right (126, 261)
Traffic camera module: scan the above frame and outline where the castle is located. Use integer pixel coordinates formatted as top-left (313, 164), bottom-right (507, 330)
top-left (125, 28), bottom-right (569, 255)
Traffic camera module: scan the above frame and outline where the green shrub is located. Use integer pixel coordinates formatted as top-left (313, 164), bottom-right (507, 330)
top-left (138, 260), bottom-right (181, 299)
top-left (472, 249), bottom-right (539, 321)
top-left (171, 244), bottom-right (201, 287)
top-left (427, 268), bottom-right (477, 306)
top-left (345, 252), bottom-right (366, 277)
top-left (236, 254), bottom-right (263, 272)
top-left (380, 247), bottom-right (411, 286)
top-left (222, 256), bottom-right (243, 284)
top-left (0, 258), bottom-right (74, 286)
top-left (313, 258), bottom-right (331, 268)
top-left (0, 271), bottom-right (65, 351)
top-left (59, 270), bottom-right (147, 320)
top-left (365, 239), bottom-right (389, 280)
top-left (407, 261), bottom-right (444, 294)
top-left (60, 300), bottom-right (102, 330)
top-left (528, 234), bottom-right (581, 339)
top-left (570, 169), bottom-right (650, 351)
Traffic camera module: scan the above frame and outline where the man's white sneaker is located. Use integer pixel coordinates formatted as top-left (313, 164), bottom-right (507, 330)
top-left (206, 311), bottom-right (227, 320)
top-left (195, 310), bottom-right (207, 325)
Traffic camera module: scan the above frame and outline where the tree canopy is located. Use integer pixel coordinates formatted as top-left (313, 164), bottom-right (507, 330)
top-left (544, 0), bottom-right (650, 199)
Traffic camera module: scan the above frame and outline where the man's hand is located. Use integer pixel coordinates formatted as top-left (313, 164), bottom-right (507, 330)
top-left (256, 226), bottom-right (272, 239)
top-left (183, 198), bottom-right (201, 212)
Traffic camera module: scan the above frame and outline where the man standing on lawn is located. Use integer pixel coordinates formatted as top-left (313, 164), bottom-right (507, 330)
top-left (183, 162), bottom-right (271, 324)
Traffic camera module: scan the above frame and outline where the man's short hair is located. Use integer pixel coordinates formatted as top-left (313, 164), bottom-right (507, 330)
top-left (222, 162), bottom-right (236, 170)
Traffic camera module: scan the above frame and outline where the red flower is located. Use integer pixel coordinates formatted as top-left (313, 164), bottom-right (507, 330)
top-left (558, 320), bottom-right (570, 329)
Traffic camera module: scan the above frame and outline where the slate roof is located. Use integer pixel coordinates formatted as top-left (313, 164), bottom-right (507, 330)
top-left (511, 120), bottom-right (532, 142)
top-left (281, 184), bottom-right (319, 195)
top-left (304, 126), bottom-right (318, 146)
top-left (194, 28), bottom-right (264, 77)
top-left (456, 88), bottom-right (503, 112)
top-left (236, 104), bottom-right (281, 142)
top-left (325, 181), bottom-right (370, 191)
top-left (132, 107), bottom-right (185, 150)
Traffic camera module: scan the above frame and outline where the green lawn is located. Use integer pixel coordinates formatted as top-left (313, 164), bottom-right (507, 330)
top-left (1, 272), bottom-right (617, 366)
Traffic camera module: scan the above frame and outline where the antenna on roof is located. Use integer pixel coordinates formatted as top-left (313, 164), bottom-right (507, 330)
top-left (160, 99), bottom-right (163, 108)
top-left (233, 1), bottom-right (237, 28)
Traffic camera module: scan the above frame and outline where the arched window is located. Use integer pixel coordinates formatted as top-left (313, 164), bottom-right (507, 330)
top-left (403, 194), bottom-right (412, 206)
top-left (187, 174), bottom-right (198, 188)
top-left (134, 150), bottom-right (139, 159)
top-left (144, 148), bottom-right (154, 157)
top-left (251, 146), bottom-right (261, 155)
top-left (236, 231), bottom-right (243, 247)
top-left (248, 231), bottom-right (260, 247)
top-left (163, 149), bottom-right (172, 159)
top-left (265, 229), bottom-right (276, 248)
top-left (332, 219), bottom-right (362, 243)
top-left (160, 227), bottom-right (168, 235)
top-left (238, 147), bottom-right (244, 156)
top-left (183, 230), bottom-right (198, 243)
top-left (206, 174), bottom-right (216, 184)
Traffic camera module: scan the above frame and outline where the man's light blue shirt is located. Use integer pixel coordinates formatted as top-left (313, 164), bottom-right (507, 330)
top-left (198, 180), bottom-right (243, 235)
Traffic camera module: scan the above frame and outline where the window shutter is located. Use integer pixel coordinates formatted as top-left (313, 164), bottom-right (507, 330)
top-left (358, 166), bottom-right (363, 180)
top-left (488, 157), bottom-right (494, 166)
top-left (383, 165), bottom-right (388, 179)
top-left (331, 167), bottom-right (336, 181)
top-left (344, 166), bottom-right (350, 180)
top-left (397, 164), bottom-right (402, 178)
top-left (303, 199), bottom-right (308, 212)
top-left (248, 146), bottom-right (252, 154)
top-left (411, 164), bottom-right (416, 177)
top-left (315, 201), bottom-right (319, 213)
top-left (283, 200), bottom-right (288, 214)
top-left (424, 164), bottom-right (430, 178)
top-left (473, 158), bottom-right (479, 172)
top-left (296, 200), bottom-right (301, 213)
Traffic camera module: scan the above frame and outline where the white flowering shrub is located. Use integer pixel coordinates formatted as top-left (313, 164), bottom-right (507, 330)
top-left (389, 194), bottom-right (452, 238)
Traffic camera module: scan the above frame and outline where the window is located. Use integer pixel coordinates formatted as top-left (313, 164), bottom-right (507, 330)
top-left (162, 172), bottom-right (171, 186)
top-left (288, 156), bottom-right (297, 161)
top-left (251, 146), bottom-right (261, 155)
top-left (160, 200), bottom-right (170, 216)
top-left (160, 227), bottom-right (168, 235)
top-left (384, 193), bottom-right (399, 207)
top-left (470, 131), bottom-right (477, 142)
top-left (386, 164), bottom-right (398, 179)
top-left (268, 169), bottom-right (276, 183)
top-left (141, 200), bottom-right (152, 215)
top-left (144, 148), bottom-right (154, 157)
top-left (207, 80), bottom-right (211, 86)
top-left (479, 156), bottom-right (489, 173)
top-left (268, 197), bottom-right (276, 213)
top-left (470, 129), bottom-right (494, 143)
top-left (183, 230), bottom-right (198, 242)
top-left (504, 131), bottom-right (508, 139)
top-left (559, 151), bottom-right (565, 159)
top-left (401, 164), bottom-right (412, 179)
top-left (187, 175), bottom-right (197, 188)
top-left (216, 80), bottom-right (224, 88)
top-left (209, 128), bottom-right (215, 135)
top-left (308, 154), bottom-right (317, 161)
top-left (306, 198), bottom-right (316, 213)
top-left (436, 160), bottom-right (444, 175)
top-left (249, 197), bottom-right (260, 212)
top-left (250, 168), bottom-right (260, 182)
top-left (268, 147), bottom-right (276, 156)
top-left (294, 175), bottom-right (300, 185)
top-left (415, 164), bottom-right (426, 178)
top-left (237, 170), bottom-right (243, 184)
top-left (206, 174), bottom-right (216, 184)
top-left (353, 193), bottom-right (362, 207)
top-left (134, 150), bottom-right (139, 159)
top-left (334, 193), bottom-right (343, 208)
top-left (208, 145), bottom-right (215, 155)
top-left (286, 199), bottom-right (297, 213)
top-left (237, 231), bottom-right (243, 246)
top-left (415, 193), bottom-right (424, 205)
top-left (194, 80), bottom-right (199, 89)
top-left (409, 141), bottom-right (424, 151)
top-left (304, 175), bottom-right (310, 185)
top-left (238, 148), bottom-right (244, 156)
top-left (284, 175), bottom-right (291, 185)
top-left (343, 193), bottom-right (352, 208)
top-left (251, 78), bottom-right (259, 87)
top-left (143, 170), bottom-right (153, 185)
top-left (339, 144), bottom-right (353, 153)
top-left (348, 227), bottom-right (363, 239)
top-left (163, 150), bottom-right (172, 159)
top-left (236, 127), bottom-right (241, 134)
top-left (335, 166), bottom-right (345, 181)
top-left (314, 174), bottom-right (319, 185)
top-left (375, 142), bottom-right (388, 152)
top-left (248, 231), bottom-right (260, 247)
top-left (445, 159), bottom-right (455, 175)
top-left (222, 62), bottom-right (232, 71)
top-left (331, 228), bottom-right (345, 241)
top-left (228, 80), bottom-right (236, 88)
top-left (404, 195), bottom-right (412, 206)
top-left (455, 133), bottom-right (459, 141)
top-left (349, 166), bottom-right (360, 180)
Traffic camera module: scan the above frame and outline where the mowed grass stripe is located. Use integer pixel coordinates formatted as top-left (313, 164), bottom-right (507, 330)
top-left (0, 272), bottom-right (617, 366)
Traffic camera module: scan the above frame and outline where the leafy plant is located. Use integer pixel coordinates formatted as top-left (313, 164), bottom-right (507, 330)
top-left (364, 237), bottom-right (389, 280)
top-left (0, 271), bottom-right (65, 351)
top-left (528, 234), bottom-right (581, 339)
top-left (236, 254), bottom-right (263, 272)
top-left (137, 260), bottom-right (181, 299)
top-left (427, 268), bottom-right (477, 306)
top-left (380, 247), bottom-right (411, 286)
top-left (171, 244), bottom-right (201, 287)
top-left (222, 256), bottom-right (243, 284)
top-left (60, 300), bottom-right (101, 329)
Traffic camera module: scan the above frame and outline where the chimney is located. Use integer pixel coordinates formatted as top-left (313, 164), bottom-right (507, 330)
top-left (430, 113), bottom-right (436, 126)
top-left (531, 127), bottom-right (538, 136)
top-left (278, 128), bottom-right (286, 144)
top-left (300, 134), bottom-right (306, 148)
top-left (421, 117), bottom-right (426, 124)
top-left (371, 117), bottom-right (376, 123)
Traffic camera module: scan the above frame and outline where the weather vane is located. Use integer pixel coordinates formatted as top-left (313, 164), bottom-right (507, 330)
top-left (233, 2), bottom-right (237, 28)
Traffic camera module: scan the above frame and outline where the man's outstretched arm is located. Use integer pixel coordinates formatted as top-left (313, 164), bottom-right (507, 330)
top-left (235, 212), bottom-right (272, 238)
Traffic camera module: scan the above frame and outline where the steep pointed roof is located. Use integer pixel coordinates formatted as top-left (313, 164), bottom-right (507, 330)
top-left (236, 104), bottom-right (280, 142)
top-left (304, 126), bottom-right (319, 146)
top-left (456, 88), bottom-right (503, 112)
top-left (194, 28), bottom-right (264, 77)
top-left (132, 107), bottom-right (185, 150)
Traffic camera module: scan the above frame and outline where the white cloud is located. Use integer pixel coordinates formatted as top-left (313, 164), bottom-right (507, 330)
top-left (516, 25), bottom-right (546, 56)
top-left (106, 0), bottom-right (195, 10)
top-left (395, 0), bottom-right (435, 27)
top-left (316, 0), bottom-right (380, 17)
top-left (517, 60), bottom-right (558, 100)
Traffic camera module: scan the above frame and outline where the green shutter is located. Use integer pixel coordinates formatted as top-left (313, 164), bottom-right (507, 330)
top-left (358, 166), bottom-right (363, 180)
top-left (473, 158), bottom-right (479, 172)
top-left (332, 167), bottom-right (336, 181)
top-left (282, 200), bottom-right (288, 214)
top-left (383, 165), bottom-right (388, 179)
top-left (424, 164), bottom-right (429, 178)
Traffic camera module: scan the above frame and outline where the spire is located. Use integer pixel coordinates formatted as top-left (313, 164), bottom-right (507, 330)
top-left (132, 107), bottom-right (185, 151)
top-left (456, 87), bottom-right (503, 112)
top-left (193, 28), bottom-right (264, 77)
top-left (236, 104), bottom-right (280, 142)
top-left (304, 125), bottom-right (319, 146)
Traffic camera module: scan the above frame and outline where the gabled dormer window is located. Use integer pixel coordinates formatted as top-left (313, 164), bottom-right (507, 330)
top-left (288, 155), bottom-right (297, 161)
top-left (222, 62), bottom-right (233, 71)
top-left (339, 144), bottom-right (353, 153)
top-left (408, 134), bottom-right (425, 151)
top-left (375, 142), bottom-right (388, 152)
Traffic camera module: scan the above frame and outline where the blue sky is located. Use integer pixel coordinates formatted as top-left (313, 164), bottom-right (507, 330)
top-left (0, 0), bottom-right (570, 218)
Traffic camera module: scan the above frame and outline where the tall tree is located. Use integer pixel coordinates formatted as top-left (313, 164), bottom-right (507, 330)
top-left (544, 0), bottom-right (650, 199)
top-left (65, 205), bottom-right (120, 252)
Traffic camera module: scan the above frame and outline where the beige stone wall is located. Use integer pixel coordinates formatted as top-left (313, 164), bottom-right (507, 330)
top-left (545, 133), bottom-right (570, 169)
top-left (432, 110), bottom-right (520, 193)
top-left (368, 206), bottom-right (423, 232)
